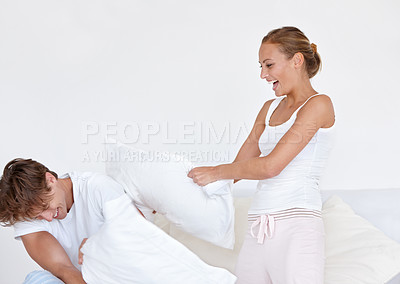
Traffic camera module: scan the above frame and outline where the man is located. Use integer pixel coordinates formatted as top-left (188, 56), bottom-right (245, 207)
top-left (0, 158), bottom-right (129, 283)
top-left (1, 158), bottom-right (238, 284)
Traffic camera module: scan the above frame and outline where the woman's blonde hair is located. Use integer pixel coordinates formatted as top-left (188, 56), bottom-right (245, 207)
top-left (262, 26), bottom-right (321, 78)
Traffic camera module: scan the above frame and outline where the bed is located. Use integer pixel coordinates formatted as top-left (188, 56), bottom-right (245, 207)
top-left (154, 186), bottom-right (400, 284)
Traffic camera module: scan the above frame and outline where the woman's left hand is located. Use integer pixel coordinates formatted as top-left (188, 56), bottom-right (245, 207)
top-left (187, 166), bottom-right (219, 187)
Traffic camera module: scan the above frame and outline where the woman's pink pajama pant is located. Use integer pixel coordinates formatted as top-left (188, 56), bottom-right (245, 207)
top-left (235, 212), bottom-right (325, 284)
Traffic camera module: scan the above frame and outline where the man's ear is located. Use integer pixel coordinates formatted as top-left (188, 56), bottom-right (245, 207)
top-left (45, 172), bottom-right (57, 185)
top-left (292, 52), bottom-right (304, 69)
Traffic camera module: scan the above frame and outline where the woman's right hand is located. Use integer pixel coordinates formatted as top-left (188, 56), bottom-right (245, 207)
top-left (188, 166), bottom-right (219, 186)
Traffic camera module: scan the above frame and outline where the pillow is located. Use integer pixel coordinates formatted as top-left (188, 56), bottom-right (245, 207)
top-left (323, 195), bottom-right (400, 284)
top-left (105, 142), bottom-right (235, 249)
top-left (81, 194), bottom-right (236, 284)
top-left (153, 197), bottom-right (253, 273)
top-left (23, 270), bottom-right (64, 284)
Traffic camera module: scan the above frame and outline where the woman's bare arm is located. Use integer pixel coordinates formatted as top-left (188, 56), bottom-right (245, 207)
top-left (189, 95), bottom-right (335, 185)
top-left (232, 99), bottom-right (273, 183)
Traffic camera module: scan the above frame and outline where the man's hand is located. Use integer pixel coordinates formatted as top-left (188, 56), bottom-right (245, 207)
top-left (78, 238), bottom-right (88, 265)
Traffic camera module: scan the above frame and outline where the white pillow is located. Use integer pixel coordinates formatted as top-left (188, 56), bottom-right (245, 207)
top-left (81, 194), bottom-right (237, 284)
top-left (153, 197), bottom-right (253, 273)
top-left (105, 142), bottom-right (235, 249)
top-left (323, 195), bottom-right (400, 284)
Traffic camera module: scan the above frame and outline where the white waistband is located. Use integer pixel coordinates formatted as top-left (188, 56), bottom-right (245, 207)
top-left (248, 208), bottom-right (321, 222)
top-left (248, 208), bottom-right (321, 244)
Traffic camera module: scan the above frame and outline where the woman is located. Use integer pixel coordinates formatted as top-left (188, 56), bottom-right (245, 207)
top-left (188, 26), bottom-right (335, 284)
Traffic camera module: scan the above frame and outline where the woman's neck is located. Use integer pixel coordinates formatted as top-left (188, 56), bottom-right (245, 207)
top-left (284, 78), bottom-right (318, 107)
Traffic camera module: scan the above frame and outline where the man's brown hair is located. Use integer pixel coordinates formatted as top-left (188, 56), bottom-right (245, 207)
top-left (0, 158), bottom-right (58, 226)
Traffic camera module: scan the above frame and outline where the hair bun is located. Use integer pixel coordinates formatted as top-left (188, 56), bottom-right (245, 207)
top-left (311, 43), bottom-right (317, 54)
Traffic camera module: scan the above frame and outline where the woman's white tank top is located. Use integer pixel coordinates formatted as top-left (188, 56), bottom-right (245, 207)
top-left (248, 94), bottom-right (336, 214)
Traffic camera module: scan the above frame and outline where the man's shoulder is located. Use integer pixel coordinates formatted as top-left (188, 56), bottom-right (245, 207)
top-left (14, 219), bottom-right (50, 240)
top-left (84, 172), bottom-right (120, 188)
top-left (70, 171), bottom-right (116, 187)
top-left (72, 171), bottom-right (125, 202)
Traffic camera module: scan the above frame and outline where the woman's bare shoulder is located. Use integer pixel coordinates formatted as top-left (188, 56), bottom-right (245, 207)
top-left (254, 98), bottom-right (275, 123)
top-left (298, 94), bottom-right (335, 128)
top-left (261, 98), bottom-right (275, 114)
top-left (301, 94), bottom-right (333, 110)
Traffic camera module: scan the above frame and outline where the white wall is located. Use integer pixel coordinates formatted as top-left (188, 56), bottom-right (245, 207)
top-left (1, 0), bottom-right (399, 282)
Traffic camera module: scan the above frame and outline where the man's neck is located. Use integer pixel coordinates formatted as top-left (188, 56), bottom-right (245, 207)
top-left (59, 177), bottom-right (74, 211)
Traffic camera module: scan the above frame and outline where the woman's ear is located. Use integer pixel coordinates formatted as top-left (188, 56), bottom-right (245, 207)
top-left (292, 52), bottom-right (304, 69)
